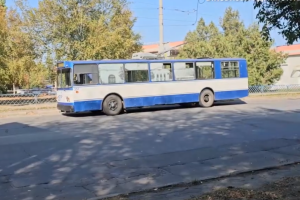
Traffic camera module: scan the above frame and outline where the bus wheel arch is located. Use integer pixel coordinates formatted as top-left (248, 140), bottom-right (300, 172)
top-left (102, 93), bottom-right (124, 116)
top-left (199, 88), bottom-right (214, 108)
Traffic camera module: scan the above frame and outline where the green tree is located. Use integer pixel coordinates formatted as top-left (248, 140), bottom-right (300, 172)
top-left (45, 52), bottom-right (56, 86)
top-left (0, 3), bottom-right (47, 93)
top-left (0, 0), bottom-right (5, 7)
top-left (0, 4), bottom-right (7, 92)
top-left (252, 1), bottom-right (300, 45)
top-left (0, 4), bottom-right (7, 67)
top-left (3, 8), bottom-right (46, 93)
top-left (179, 7), bottom-right (287, 86)
top-left (16, 0), bottom-right (142, 61)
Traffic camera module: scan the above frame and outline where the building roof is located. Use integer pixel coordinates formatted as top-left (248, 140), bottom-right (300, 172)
top-left (142, 41), bottom-right (300, 56)
top-left (274, 44), bottom-right (300, 56)
top-left (142, 41), bottom-right (184, 53)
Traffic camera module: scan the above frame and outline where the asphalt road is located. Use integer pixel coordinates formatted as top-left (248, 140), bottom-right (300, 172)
top-left (0, 97), bottom-right (300, 200)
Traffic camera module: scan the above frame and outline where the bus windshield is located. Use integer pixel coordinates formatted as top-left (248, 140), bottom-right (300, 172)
top-left (57, 68), bottom-right (72, 88)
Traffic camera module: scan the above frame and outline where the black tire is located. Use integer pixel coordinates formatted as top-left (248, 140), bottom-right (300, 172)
top-left (91, 110), bottom-right (102, 115)
top-left (179, 103), bottom-right (197, 107)
top-left (199, 89), bottom-right (214, 108)
top-left (102, 95), bottom-right (123, 116)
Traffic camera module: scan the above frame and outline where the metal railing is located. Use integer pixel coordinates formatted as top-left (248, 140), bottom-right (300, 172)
top-left (248, 84), bottom-right (300, 95)
top-left (0, 84), bottom-right (299, 107)
top-left (0, 93), bottom-right (56, 106)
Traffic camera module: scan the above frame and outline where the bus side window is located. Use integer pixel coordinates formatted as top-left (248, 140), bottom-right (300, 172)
top-left (73, 64), bottom-right (99, 85)
top-left (195, 62), bottom-right (214, 80)
top-left (173, 62), bottom-right (195, 81)
top-left (150, 63), bottom-right (172, 82)
top-left (98, 63), bottom-right (124, 84)
top-left (124, 63), bottom-right (149, 83)
top-left (221, 61), bottom-right (240, 78)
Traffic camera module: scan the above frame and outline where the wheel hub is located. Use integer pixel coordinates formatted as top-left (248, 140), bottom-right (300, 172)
top-left (204, 94), bottom-right (209, 103)
top-left (108, 100), bottom-right (118, 111)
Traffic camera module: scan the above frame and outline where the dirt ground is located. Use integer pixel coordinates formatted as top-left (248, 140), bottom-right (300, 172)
top-left (191, 177), bottom-right (300, 200)
top-left (106, 177), bottom-right (300, 200)
top-left (0, 103), bottom-right (56, 112)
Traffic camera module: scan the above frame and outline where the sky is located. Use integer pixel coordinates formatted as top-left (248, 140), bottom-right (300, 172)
top-left (7, 0), bottom-right (288, 46)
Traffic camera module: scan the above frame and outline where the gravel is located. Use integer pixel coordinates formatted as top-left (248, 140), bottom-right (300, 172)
top-left (190, 177), bottom-right (300, 200)
top-left (103, 176), bottom-right (300, 200)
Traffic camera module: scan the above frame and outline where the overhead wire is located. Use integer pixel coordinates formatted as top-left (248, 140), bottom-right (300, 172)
top-left (132, 0), bottom-right (209, 27)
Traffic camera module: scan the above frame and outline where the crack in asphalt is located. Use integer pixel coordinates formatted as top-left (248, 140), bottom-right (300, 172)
top-left (81, 185), bottom-right (98, 197)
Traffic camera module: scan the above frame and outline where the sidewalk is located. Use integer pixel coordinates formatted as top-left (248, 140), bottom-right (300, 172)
top-left (127, 162), bottom-right (300, 200)
top-left (2, 138), bottom-right (300, 200)
top-left (84, 138), bottom-right (300, 199)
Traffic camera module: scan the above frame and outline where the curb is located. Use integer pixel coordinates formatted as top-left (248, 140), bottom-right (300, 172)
top-left (86, 160), bottom-right (300, 200)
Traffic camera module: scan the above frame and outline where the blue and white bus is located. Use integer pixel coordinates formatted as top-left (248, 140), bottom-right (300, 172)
top-left (56, 55), bottom-right (248, 115)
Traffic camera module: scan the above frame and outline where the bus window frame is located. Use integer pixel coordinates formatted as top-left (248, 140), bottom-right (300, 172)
top-left (73, 63), bottom-right (99, 86)
top-left (173, 61), bottom-right (196, 81)
top-left (195, 61), bottom-right (215, 80)
top-left (221, 61), bottom-right (240, 79)
top-left (124, 62), bottom-right (150, 83)
top-left (57, 67), bottom-right (72, 89)
top-left (98, 63), bottom-right (125, 85)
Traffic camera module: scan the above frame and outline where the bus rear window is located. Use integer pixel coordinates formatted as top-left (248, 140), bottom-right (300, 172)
top-left (57, 68), bottom-right (71, 88)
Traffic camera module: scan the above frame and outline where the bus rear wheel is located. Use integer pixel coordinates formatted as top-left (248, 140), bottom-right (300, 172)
top-left (199, 89), bottom-right (214, 108)
top-left (102, 95), bottom-right (123, 116)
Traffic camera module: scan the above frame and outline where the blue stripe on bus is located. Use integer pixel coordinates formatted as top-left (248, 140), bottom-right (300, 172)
top-left (124, 89), bottom-right (248, 107)
top-left (57, 102), bottom-right (73, 106)
top-left (57, 89), bottom-right (248, 112)
top-left (74, 100), bottom-right (102, 112)
top-left (215, 89), bottom-right (249, 100)
top-left (124, 93), bottom-right (198, 107)
top-left (57, 101), bottom-right (102, 112)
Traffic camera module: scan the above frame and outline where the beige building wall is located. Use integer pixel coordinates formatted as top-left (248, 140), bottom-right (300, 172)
top-left (276, 55), bottom-right (300, 85)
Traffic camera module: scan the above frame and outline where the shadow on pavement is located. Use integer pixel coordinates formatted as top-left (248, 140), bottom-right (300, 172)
top-left (63, 99), bottom-right (246, 118)
top-left (0, 105), bottom-right (299, 200)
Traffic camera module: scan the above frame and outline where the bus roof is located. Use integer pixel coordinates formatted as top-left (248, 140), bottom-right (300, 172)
top-left (62, 58), bottom-right (246, 65)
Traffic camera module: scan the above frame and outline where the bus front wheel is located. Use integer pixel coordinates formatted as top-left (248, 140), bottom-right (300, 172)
top-left (199, 89), bottom-right (214, 108)
top-left (102, 95), bottom-right (123, 116)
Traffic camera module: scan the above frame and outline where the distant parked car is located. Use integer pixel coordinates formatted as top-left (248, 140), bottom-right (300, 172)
top-left (32, 90), bottom-right (41, 95)
top-left (16, 89), bottom-right (25, 94)
top-left (48, 91), bottom-right (56, 95)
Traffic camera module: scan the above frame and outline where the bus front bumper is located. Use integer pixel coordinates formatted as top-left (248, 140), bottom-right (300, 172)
top-left (57, 103), bottom-right (74, 112)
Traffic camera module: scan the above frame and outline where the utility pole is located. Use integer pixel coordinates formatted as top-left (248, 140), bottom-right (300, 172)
top-left (159, 0), bottom-right (164, 54)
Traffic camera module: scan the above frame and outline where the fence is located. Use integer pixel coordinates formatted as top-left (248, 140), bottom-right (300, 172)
top-left (248, 84), bottom-right (300, 95)
top-left (0, 84), bottom-right (300, 107)
top-left (0, 93), bottom-right (56, 107)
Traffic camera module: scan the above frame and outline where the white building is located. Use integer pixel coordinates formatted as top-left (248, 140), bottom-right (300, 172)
top-left (275, 44), bottom-right (300, 85)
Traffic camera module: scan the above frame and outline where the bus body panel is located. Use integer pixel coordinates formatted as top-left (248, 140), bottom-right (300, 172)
top-left (57, 89), bottom-right (74, 112)
top-left (57, 90), bottom-right (74, 103)
top-left (71, 77), bottom-right (248, 112)
top-left (56, 58), bottom-right (249, 113)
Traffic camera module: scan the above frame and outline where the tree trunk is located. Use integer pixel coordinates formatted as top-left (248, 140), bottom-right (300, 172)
top-left (13, 83), bottom-right (15, 94)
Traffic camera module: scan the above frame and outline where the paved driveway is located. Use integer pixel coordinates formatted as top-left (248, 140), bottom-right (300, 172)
top-left (0, 98), bottom-right (300, 200)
